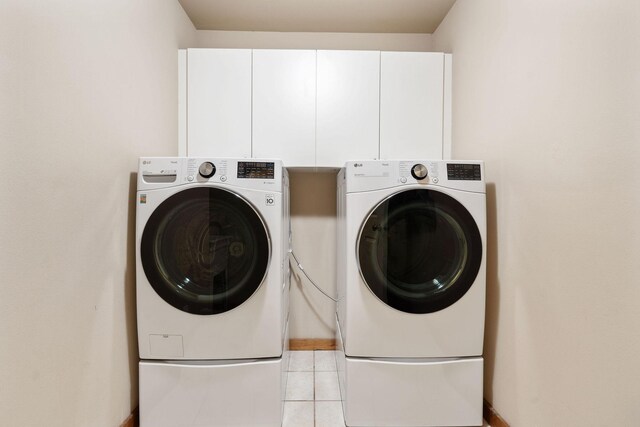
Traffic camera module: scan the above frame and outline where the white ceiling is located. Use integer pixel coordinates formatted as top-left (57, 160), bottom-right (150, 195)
top-left (178, 0), bottom-right (456, 34)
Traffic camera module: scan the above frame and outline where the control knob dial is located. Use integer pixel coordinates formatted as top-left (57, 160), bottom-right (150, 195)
top-left (411, 164), bottom-right (428, 180)
top-left (199, 162), bottom-right (216, 178)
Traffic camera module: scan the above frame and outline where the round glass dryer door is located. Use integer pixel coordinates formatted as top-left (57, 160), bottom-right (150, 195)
top-left (141, 187), bottom-right (270, 315)
top-left (357, 189), bottom-right (482, 314)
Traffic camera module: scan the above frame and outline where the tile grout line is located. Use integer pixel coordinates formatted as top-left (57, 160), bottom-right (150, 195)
top-left (284, 351), bottom-right (343, 426)
top-left (312, 350), bottom-right (316, 427)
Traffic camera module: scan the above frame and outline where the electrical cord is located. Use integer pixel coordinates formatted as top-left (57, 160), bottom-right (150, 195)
top-left (288, 249), bottom-right (338, 302)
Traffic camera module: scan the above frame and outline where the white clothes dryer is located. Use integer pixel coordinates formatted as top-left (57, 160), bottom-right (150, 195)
top-left (136, 157), bottom-right (289, 360)
top-left (336, 160), bottom-right (486, 426)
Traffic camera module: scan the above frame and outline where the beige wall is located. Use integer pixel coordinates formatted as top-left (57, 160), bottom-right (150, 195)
top-left (433, 0), bottom-right (640, 425)
top-left (288, 171), bottom-right (339, 339)
top-left (198, 30), bottom-right (433, 51)
top-left (0, 2), bottom-right (196, 426)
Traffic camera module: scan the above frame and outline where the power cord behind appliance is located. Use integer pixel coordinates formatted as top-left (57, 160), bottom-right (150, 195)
top-left (288, 249), bottom-right (338, 302)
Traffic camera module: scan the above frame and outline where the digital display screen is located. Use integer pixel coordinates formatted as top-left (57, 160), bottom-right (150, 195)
top-left (237, 162), bottom-right (275, 179)
top-left (447, 163), bottom-right (481, 181)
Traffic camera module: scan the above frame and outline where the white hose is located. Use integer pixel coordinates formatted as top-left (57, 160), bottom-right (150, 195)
top-left (288, 249), bottom-right (338, 302)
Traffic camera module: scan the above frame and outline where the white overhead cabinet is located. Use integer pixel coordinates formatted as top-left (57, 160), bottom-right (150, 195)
top-left (252, 50), bottom-right (316, 167)
top-left (253, 50), bottom-right (380, 168)
top-left (316, 50), bottom-right (380, 167)
top-left (186, 49), bottom-right (252, 158)
top-left (380, 52), bottom-right (447, 160)
top-left (179, 49), bottom-right (451, 164)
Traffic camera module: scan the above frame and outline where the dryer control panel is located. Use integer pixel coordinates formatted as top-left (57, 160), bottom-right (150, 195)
top-left (447, 163), bottom-right (482, 181)
top-left (344, 160), bottom-right (485, 194)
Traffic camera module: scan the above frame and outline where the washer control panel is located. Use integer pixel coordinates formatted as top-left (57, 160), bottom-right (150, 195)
top-left (138, 157), bottom-right (283, 192)
top-left (198, 161), bottom-right (216, 178)
top-left (410, 164), bottom-right (428, 180)
top-left (139, 158), bottom-right (179, 183)
top-left (186, 159), bottom-right (228, 183)
top-left (237, 161), bottom-right (275, 179)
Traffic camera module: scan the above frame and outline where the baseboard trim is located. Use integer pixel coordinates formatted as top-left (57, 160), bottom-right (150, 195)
top-left (120, 407), bottom-right (138, 427)
top-left (483, 399), bottom-right (509, 427)
top-left (289, 338), bottom-right (336, 350)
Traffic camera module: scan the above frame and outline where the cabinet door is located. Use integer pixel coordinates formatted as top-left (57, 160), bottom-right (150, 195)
top-left (252, 50), bottom-right (316, 167)
top-left (187, 49), bottom-right (251, 158)
top-left (380, 52), bottom-right (444, 160)
top-left (317, 50), bottom-right (380, 167)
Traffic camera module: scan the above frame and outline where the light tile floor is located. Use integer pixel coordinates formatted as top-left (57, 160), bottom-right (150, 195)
top-left (284, 350), bottom-right (344, 427)
top-left (283, 350), bottom-right (491, 427)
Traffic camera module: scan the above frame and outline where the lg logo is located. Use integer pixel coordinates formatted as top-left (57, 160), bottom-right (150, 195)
top-left (354, 163), bottom-right (363, 167)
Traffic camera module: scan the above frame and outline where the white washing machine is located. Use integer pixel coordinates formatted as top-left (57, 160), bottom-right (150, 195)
top-left (136, 157), bottom-right (290, 427)
top-left (336, 160), bottom-right (486, 427)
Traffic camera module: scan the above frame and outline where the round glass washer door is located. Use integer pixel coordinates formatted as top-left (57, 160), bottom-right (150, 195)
top-left (357, 188), bottom-right (482, 314)
top-left (141, 187), bottom-right (270, 315)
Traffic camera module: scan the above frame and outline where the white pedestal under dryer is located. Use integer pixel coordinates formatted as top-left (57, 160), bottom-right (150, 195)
top-left (336, 160), bottom-right (486, 427)
top-left (136, 157), bottom-right (290, 427)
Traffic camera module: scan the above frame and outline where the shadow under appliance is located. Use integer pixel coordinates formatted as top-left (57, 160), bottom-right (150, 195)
top-left (336, 160), bottom-right (486, 427)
